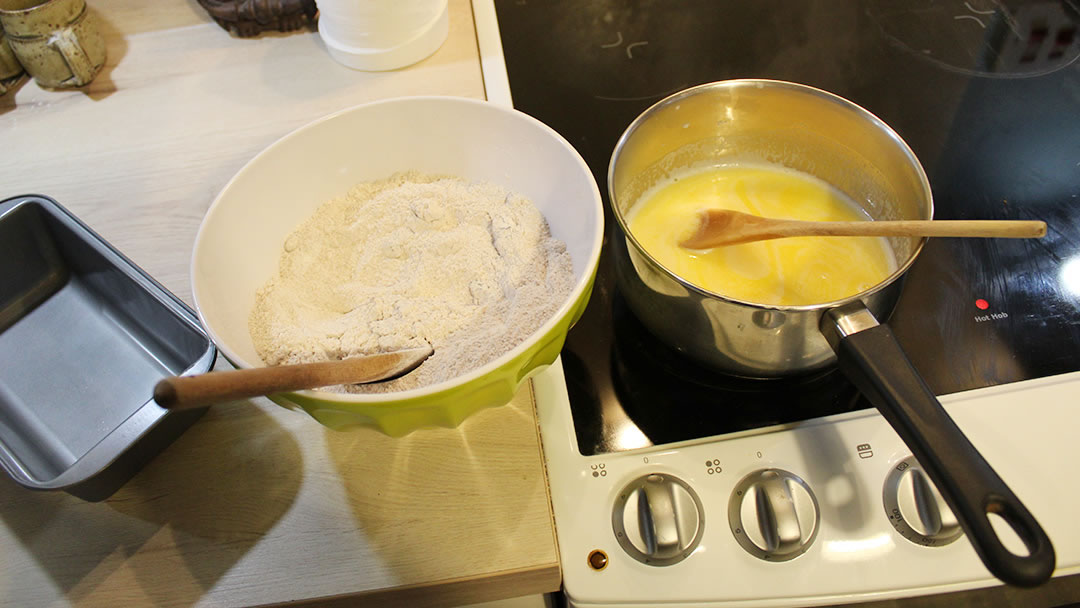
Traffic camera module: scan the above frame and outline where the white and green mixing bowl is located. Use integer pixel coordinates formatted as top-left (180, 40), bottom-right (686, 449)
top-left (192, 96), bottom-right (603, 436)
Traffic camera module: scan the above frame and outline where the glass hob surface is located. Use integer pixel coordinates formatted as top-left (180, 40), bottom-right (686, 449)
top-left (492, 0), bottom-right (1080, 456)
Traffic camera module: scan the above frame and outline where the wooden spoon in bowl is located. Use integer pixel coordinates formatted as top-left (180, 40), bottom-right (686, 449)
top-left (680, 209), bottom-right (1047, 249)
top-left (153, 345), bottom-right (434, 410)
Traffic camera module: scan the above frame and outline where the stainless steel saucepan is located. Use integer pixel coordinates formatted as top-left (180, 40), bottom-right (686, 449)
top-left (608, 79), bottom-right (1055, 587)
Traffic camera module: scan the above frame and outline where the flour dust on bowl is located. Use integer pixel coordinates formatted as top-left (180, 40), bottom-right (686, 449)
top-left (608, 80), bottom-right (1055, 587)
top-left (192, 96), bottom-right (604, 436)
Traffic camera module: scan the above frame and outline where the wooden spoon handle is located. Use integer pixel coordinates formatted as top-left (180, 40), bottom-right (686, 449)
top-left (153, 346), bottom-right (433, 410)
top-left (783, 219), bottom-right (1047, 239)
top-left (681, 209), bottom-right (1048, 249)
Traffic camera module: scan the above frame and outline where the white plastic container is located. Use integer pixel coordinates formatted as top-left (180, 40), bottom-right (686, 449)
top-left (315, 0), bottom-right (449, 71)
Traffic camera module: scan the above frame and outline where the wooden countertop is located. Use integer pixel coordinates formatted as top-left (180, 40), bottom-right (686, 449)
top-left (0, 1), bottom-right (561, 606)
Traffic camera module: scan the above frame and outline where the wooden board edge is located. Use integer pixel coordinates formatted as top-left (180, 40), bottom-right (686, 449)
top-left (257, 561), bottom-right (562, 608)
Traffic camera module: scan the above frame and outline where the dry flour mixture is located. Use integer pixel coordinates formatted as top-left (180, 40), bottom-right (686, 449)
top-left (249, 172), bottom-right (574, 393)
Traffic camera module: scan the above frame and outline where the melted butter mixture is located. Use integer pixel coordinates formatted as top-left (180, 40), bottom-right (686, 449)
top-left (626, 164), bottom-right (897, 306)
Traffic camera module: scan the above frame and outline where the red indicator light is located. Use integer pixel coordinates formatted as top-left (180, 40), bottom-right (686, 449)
top-left (975, 299), bottom-right (990, 310)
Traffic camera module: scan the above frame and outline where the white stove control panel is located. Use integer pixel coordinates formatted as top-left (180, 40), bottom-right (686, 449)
top-left (532, 361), bottom-right (1080, 608)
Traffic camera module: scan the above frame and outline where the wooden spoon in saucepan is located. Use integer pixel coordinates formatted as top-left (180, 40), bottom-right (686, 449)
top-left (153, 345), bottom-right (434, 410)
top-left (679, 209), bottom-right (1048, 249)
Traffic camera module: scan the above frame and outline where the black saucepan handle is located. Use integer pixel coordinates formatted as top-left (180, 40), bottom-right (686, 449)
top-left (834, 322), bottom-right (1055, 587)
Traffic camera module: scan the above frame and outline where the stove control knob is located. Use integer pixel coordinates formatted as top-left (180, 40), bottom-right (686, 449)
top-left (883, 456), bottom-right (963, 546)
top-left (612, 473), bottom-right (704, 566)
top-left (728, 469), bottom-right (819, 561)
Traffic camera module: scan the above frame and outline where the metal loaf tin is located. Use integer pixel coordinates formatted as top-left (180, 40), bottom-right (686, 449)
top-left (0, 195), bottom-right (216, 501)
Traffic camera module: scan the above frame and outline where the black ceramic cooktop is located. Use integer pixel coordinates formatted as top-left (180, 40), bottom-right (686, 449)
top-left (493, 0), bottom-right (1080, 455)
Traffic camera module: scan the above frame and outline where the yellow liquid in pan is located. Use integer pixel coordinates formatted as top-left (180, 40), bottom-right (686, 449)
top-left (626, 165), bottom-right (897, 306)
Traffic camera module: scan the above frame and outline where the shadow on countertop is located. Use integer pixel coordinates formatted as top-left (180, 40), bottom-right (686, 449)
top-left (0, 399), bottom-right (302, 606)
top-left (324, 388), bottom-right (558, 604)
